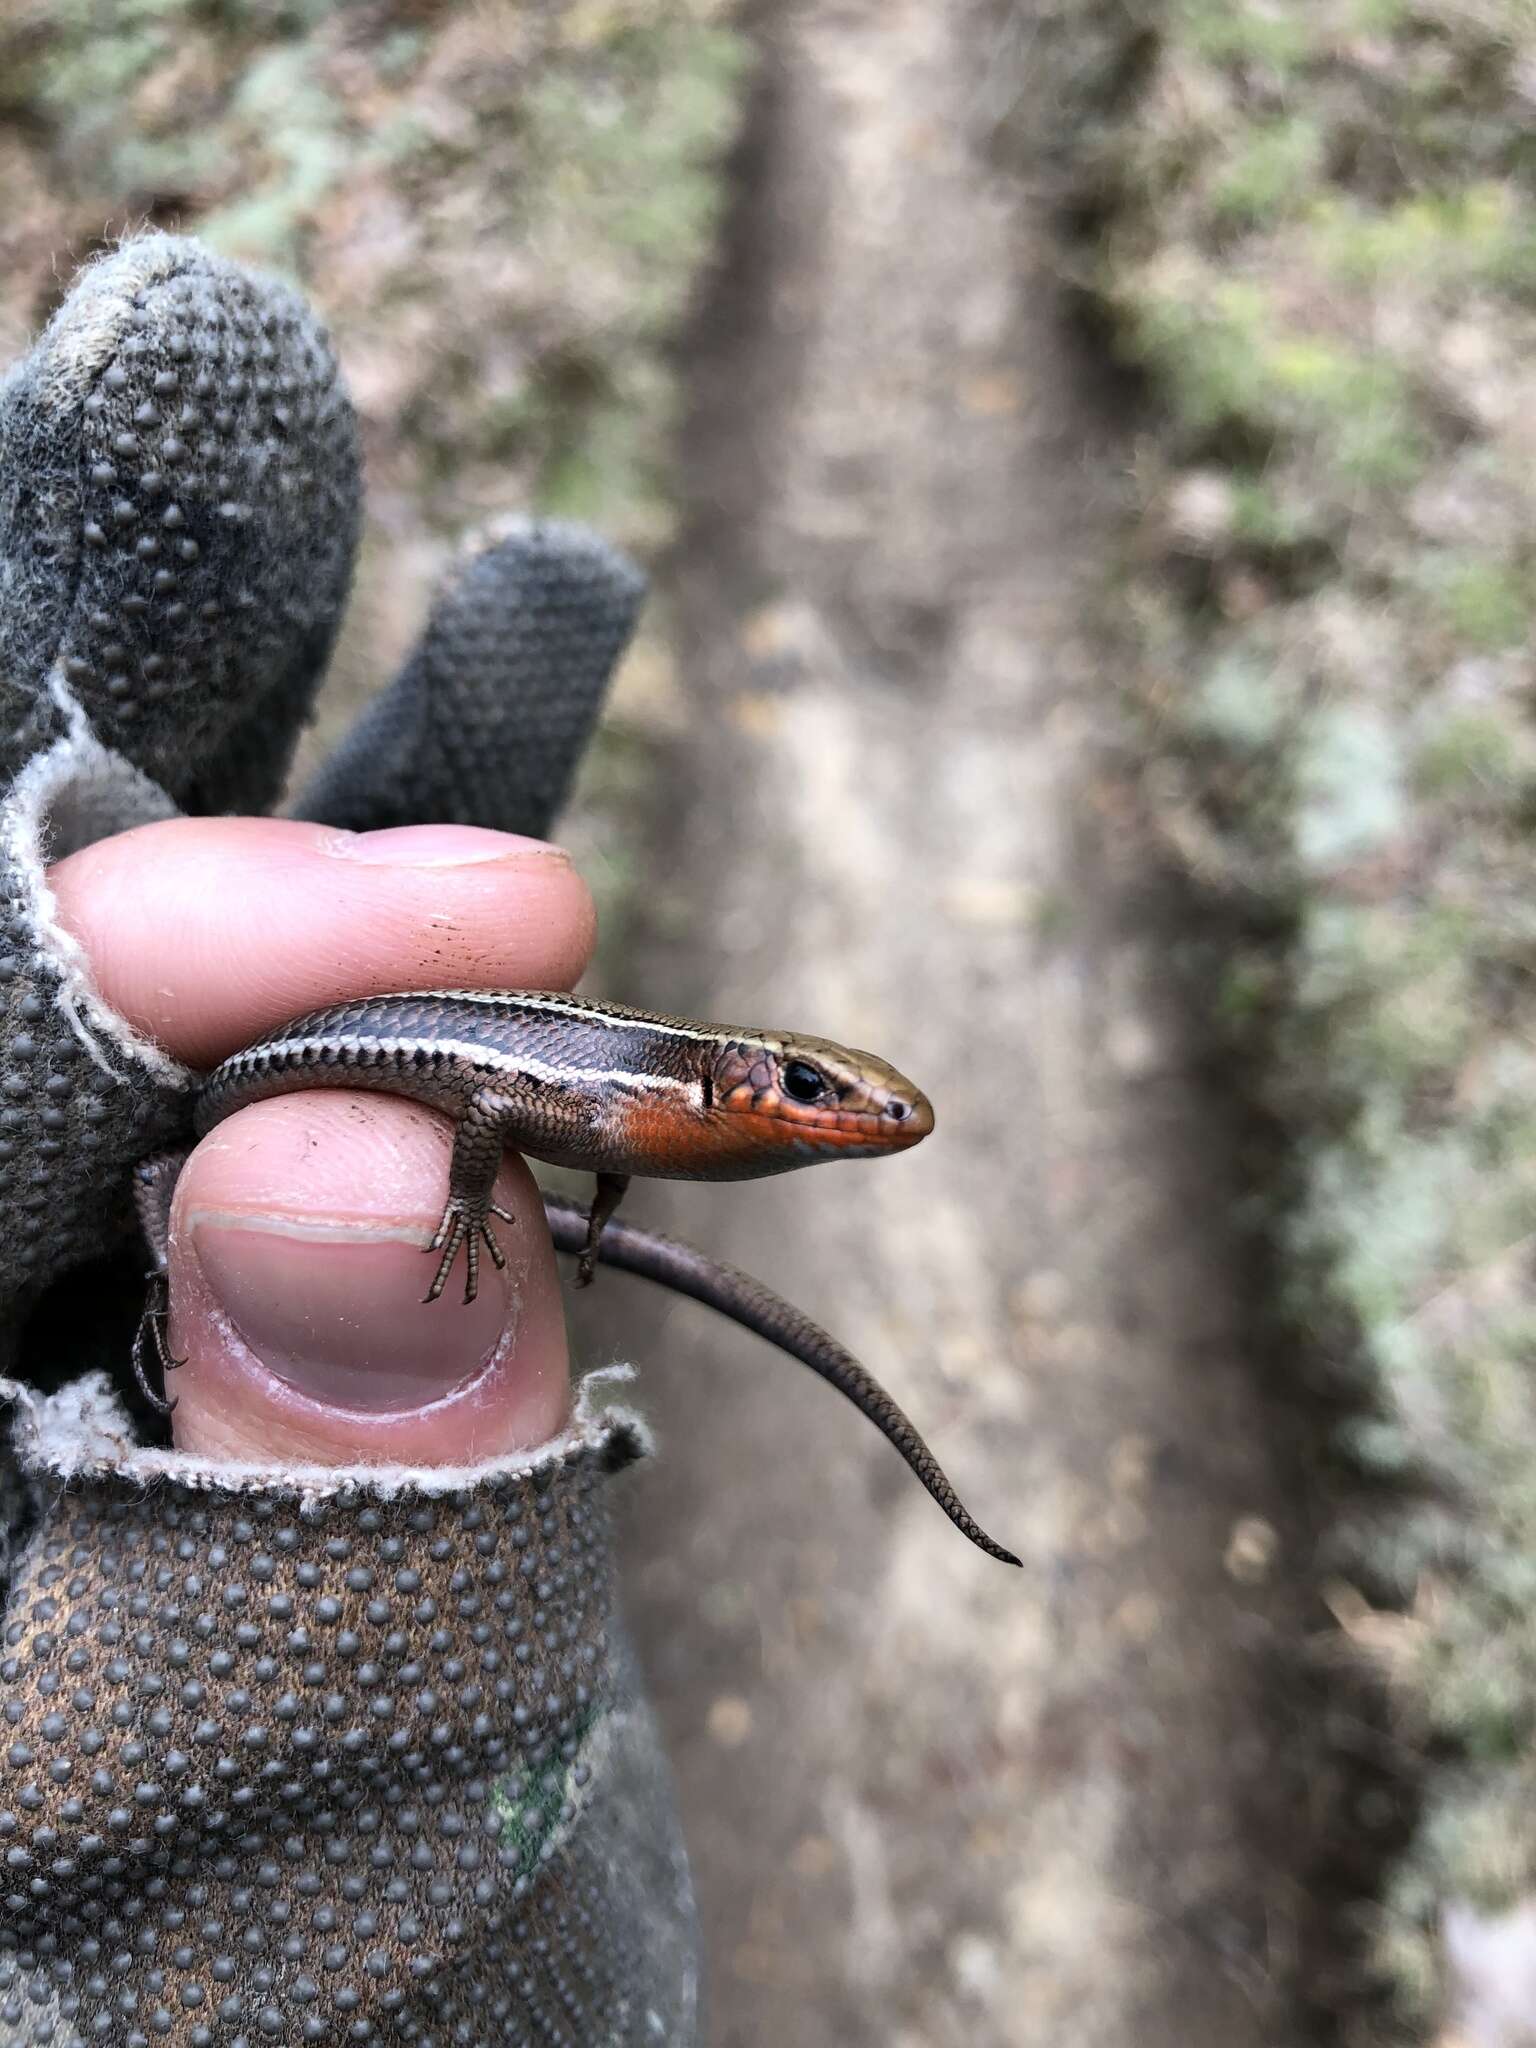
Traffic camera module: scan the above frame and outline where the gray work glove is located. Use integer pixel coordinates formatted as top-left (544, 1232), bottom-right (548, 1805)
top-left (0, 234), bottom-right (696, 2046)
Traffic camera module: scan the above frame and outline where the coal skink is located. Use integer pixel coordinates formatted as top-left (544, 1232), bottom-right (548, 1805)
top-left (134, 989), bottom-right (1018, 1567)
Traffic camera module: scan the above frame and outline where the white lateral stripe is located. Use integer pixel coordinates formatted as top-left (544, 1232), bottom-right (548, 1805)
top-left (402, 989), bottom-right (741, 1047)
top-left (240, 1036), bottom-right (702, 1099)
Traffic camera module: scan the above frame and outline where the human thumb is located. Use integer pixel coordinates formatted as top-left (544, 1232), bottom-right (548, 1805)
top-left (161, 1091), bottom-right (571, 1464)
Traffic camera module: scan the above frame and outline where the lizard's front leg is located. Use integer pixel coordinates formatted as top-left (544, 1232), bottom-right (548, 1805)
top-left (424, 1090), bottom-right (519, 1304)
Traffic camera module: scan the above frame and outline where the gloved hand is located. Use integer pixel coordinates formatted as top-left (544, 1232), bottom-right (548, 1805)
top-left (0, 234), bottom-right (697, 2045)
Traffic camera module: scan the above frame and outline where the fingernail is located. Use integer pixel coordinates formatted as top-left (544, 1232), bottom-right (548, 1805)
top-left (326, 825), bottom-right (568, 867)
top-left (189, 1212), bottom-right (517, 1411)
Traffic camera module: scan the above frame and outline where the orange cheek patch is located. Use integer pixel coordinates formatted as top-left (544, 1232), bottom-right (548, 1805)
top-left (800, 1119), bottom-right (883, 1152)
top-left (693, 1107), bottom-right (814, 1170)
top-left (732, 1106), bottom-right (882, 1160)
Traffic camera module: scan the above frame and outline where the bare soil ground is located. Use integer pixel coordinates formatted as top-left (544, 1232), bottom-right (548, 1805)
top-left (563, 6), bottom-right (1348, 2044)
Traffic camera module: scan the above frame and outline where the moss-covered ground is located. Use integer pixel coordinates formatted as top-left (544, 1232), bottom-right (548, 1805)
top-left (1065, 0), bottom-right (1536, 2031)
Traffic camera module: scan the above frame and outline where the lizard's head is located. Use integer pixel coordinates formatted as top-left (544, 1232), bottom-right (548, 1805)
top-left (707, 1029), bottom-right (934, 1164)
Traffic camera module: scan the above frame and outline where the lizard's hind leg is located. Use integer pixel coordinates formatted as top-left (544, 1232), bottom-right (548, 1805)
top-left (131, 1152), bottom-right (190, 1412)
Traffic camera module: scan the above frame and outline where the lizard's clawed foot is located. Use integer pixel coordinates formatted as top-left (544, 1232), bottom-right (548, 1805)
top-left (424, 1196), bottom-right (516, 1304)
top-left (131, 1273), bottom-right (185, 1414)
top-left (574, 1172), bottom-right (629, 1289)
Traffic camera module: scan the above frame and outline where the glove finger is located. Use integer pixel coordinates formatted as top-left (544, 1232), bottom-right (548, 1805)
top-left (0, 234), bottom-right (363, 1381)
top-left (0, 720), bottom-right (188, 1363)
top-left (0, 232), bottom-right (359, 812)
top-left (297, 518), bottom-right (642, 839)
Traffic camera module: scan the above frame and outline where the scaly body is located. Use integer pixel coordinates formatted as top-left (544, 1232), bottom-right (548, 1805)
top-left (137, 989), bottom-right (1018, 1566)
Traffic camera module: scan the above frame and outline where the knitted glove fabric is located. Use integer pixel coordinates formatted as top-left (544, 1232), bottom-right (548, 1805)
top-left (0, 232), bottom-right (358, 815)
top-left (0, 233), bottom-right (361, 1351)
top-left (297, 517), bottom-right (644, 839)
top-left (0, 236), bottom-right (696, 2046)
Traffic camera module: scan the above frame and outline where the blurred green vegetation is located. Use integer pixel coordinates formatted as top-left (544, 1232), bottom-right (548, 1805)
top-left (1069, 0), bottom-right (1536, 2030)
top-left (0, 0), bottom-right (748, 549)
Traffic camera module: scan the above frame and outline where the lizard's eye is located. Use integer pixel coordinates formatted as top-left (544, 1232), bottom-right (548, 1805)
top-left (782, 1059), bottom-right (826, 1104)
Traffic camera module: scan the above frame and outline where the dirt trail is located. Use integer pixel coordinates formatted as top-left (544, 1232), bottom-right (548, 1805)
top-left (573, 7), bottom-right (1330, 2042)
